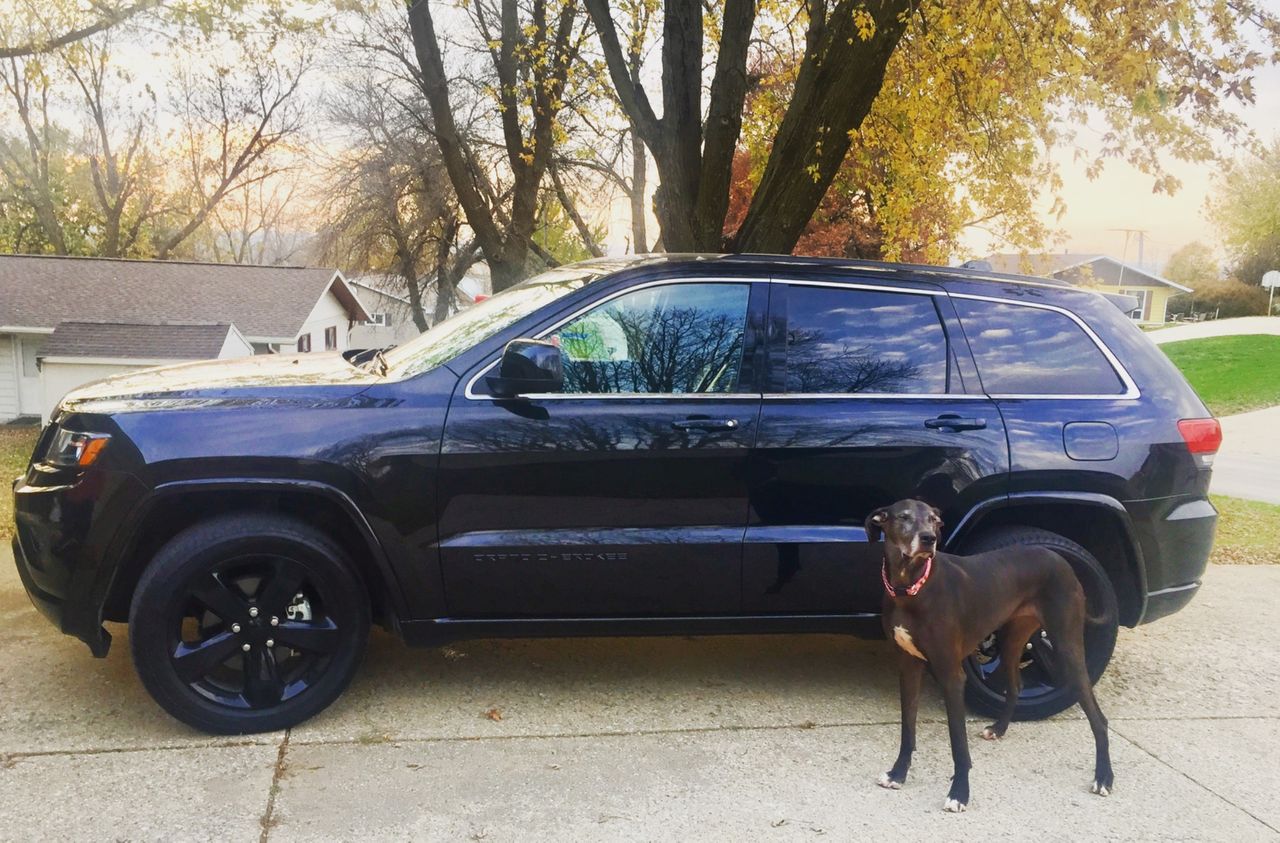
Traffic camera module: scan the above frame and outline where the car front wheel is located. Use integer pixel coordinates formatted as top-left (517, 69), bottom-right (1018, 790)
top-left (129, 513), bottom-right (370, 734)
top-left (959, 526), bottom-right (1120, 721)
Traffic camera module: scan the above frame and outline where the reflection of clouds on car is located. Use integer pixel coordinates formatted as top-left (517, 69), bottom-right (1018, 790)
top-left (786, 287), bottom-right (948, 394)
top-left (954, 300), bottom-right (1124, 395)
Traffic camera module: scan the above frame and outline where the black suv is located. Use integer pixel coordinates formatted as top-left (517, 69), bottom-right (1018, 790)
top-left (11, 254), bottom-right (1220, 734)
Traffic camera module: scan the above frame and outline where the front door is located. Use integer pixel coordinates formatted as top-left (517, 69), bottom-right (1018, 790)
top-left (16, 335), bottom-right (44, 416)
top-left (437, 279), bottom-right (765, 617)
top-left (745, 281), bottom-right (1009, 615)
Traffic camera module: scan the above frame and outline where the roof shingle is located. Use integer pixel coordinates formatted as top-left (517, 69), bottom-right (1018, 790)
top-left (41, 321), bottom-right (236, 360)
top-left (0, 255), bottom-right (364, 339)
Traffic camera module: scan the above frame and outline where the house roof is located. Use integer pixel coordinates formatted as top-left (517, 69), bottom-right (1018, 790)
top-left (983, 253), bottom-right (1192, 292)
top-left (41, 321), bottom-right (237, 361)
top-left (0, 255), bottom-right (371, 341)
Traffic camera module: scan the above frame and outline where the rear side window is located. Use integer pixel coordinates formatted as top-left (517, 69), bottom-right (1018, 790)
top-left (953, 299), bottom-right (1124, 395)
top-left (784, 286), bottom-right (949, 394)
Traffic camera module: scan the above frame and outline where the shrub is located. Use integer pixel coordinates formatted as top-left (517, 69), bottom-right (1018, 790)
top-left (1173, 277), bottom-right (1270, 319)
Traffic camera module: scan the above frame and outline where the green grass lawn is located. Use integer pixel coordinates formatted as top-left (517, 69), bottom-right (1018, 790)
top-left (1160, 334), bottom-right (1280, 416)
top-left (1, 426), bottom-right (39, 541)
top-left (1210, 494), bottom-right (1280, 565)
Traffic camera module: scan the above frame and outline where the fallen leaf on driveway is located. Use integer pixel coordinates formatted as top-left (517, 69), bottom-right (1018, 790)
top-left (485, 707), bottom-right (503, 721)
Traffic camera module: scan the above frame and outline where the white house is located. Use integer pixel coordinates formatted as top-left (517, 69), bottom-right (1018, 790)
top-left (984, 253), bottom-right (1192, 324)
top-left (0, 255), bottom-right (370, 422)
top-left (348, 267), bottom-right (491, 348)
top-left (38, 322), bottom-right (253, 421)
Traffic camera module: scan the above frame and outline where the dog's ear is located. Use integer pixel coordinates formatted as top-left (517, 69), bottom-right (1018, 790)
top-left (929, 505), bottom-right (944, 528)
top-left (865, 508), bottom-right (889, 543)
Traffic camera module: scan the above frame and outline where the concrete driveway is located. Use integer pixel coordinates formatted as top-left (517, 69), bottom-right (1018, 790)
top-left (2, 545), bottom-right (1278, 841)
top-left (1213, 406), bottom-right (1280, 504)
top-left (1148, 316), bottom-right (1280, 345)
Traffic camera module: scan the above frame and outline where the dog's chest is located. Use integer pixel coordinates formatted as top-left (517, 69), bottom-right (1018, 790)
top-left (891, 623), bottom-right (927, 661)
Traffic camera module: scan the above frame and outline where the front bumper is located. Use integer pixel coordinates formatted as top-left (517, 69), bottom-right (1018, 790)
top-left (12, 468), bottom-right (145, 657)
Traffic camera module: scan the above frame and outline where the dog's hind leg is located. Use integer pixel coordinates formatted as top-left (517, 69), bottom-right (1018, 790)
top-left (982, 617), bottom-right (1040, 741)
top-left (879, 654), bottom-right (925, 790)
top-left (1046, 602), bottom-right (1114, 796)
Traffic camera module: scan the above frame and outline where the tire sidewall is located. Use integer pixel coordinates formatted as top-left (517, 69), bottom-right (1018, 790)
top-left (959, 527), bottom-right (1120, 721)
top-left (129, 517), bottom-right (370, 734)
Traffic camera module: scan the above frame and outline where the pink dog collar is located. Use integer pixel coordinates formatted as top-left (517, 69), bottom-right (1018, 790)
top-left (882, 554), bottom-right (933, 598)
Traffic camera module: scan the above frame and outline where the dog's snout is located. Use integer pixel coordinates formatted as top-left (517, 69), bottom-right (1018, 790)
top-left (920, 533), bottom-right (936, 545)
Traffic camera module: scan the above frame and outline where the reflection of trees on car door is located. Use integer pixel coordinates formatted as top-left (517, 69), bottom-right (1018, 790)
top-left (438, 281), bottom-right (766, 618)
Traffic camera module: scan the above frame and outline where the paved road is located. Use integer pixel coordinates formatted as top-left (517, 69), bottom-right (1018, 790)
top-left (1148, 316), bottom-right (1280, 345)
top-left (1, 546), bottom-right (1278, 841)
top-left (1213, 406), bottom-right (1280, 504)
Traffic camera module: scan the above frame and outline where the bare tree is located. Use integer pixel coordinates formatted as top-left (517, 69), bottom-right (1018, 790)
top-left (159, 53), bottom-right (310, 258)
top-left (0, 0), bottom-right (162, 60)
top-left (317, 75), bottom-right (478, 332)
top-left (0, 53), bottom-right (71, 252)
top-left (406, 0), bottom-right (590, 291)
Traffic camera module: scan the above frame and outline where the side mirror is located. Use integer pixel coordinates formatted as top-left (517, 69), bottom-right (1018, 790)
top-left (486, 338), bottom-right (563, 398)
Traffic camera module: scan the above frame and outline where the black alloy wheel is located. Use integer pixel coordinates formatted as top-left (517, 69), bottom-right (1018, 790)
top-left (959, 526), bottom-right (1120, 721)
top-left (130, 513), bottom-right (369, 734)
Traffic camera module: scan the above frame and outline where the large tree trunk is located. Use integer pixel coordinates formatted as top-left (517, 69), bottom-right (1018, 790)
top-left (732, 0), bottom-right (914, 253)
top-left (587, 0), bottom-right (914, 256)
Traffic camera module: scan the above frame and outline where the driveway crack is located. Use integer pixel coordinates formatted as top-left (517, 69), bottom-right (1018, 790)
top-left (258, 729), bottom-right (291, 843)
top-left (1110, 724), bottom-right (1280, 836)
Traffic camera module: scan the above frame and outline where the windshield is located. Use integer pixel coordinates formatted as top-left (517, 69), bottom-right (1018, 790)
top-left (381, 264), bottom-right (609, 377)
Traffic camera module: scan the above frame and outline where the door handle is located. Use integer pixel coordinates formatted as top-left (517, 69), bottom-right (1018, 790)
top-left (672, 418), bottom-right (739, 432)
top-left (924, 414), bottom-right (987, 431)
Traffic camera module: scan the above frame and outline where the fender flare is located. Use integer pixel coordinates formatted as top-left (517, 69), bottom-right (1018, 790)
top-left (99, 477), bottom-right (410, 627)
top-left (946, 491), bottom-right (1149, 622)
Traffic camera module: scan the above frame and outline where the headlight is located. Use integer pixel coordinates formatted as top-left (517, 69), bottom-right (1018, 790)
top-left (44, 429), bottom-right (111, 468)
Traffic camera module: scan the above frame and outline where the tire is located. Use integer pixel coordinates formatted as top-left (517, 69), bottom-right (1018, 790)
top-left (958, 526), bottom-right (1119, 721)
top-left (129, 512), bottom-right (370, 734)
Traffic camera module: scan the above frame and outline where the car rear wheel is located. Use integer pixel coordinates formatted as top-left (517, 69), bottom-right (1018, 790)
top-left (959, 526), bottom-right (1119, 721)
top-left (129, 513), bottom-right (369, 734)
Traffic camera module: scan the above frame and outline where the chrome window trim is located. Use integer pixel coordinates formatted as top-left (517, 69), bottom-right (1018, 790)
top-left (763, 393), bottom-right (988, 401)
top-left (462, 277), bottom-right (1141, 402)
top-left (948, 292), bottom-right (1140, 400)
top-left (770, 277), bottom-right (945, 296)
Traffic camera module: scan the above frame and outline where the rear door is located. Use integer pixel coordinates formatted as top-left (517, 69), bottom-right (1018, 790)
top-left (744, 279), bottom-right (1009, 615)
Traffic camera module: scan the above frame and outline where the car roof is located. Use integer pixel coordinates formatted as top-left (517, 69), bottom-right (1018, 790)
top-left (575, 252), bottom-right (1080, 295)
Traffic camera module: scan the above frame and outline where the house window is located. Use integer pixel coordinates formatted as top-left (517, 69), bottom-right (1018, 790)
top-left (1120, 289), bottom-right (1148, 321)
top-left (297, 334), bottom-right (312, 353)
top-left (20, 337), bottom-right (43, 377)
top-left (364, 313), bottom-right (391, 327)
top-left (324, 326), bottom-right (338, 350)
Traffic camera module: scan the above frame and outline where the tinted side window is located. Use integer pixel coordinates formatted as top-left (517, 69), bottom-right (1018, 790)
top-left (784, 286), bottom-right (949, 394)
top-left (552, 283), bottom-right (749, 394)
top-left (953, 299), bottom-right (1124, 395)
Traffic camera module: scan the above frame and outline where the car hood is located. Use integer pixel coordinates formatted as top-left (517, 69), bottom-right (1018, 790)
top-left (57, 353), bottom-right (382, 415)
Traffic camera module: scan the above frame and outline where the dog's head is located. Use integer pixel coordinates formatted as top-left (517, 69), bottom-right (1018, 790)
top-left (866, 499), bottom-right (943, 581)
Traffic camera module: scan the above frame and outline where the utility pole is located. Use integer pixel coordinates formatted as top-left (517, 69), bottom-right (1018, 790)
top-left (1107, 228), bottom-right (1149, 269)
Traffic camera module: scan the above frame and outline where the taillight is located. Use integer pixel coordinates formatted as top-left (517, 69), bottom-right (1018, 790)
top-left (1177, 418), bottom-right (1222, 467)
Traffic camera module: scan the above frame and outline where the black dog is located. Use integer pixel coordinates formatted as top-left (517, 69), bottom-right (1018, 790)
top-left (868, 498), bottom-right (1113, 812)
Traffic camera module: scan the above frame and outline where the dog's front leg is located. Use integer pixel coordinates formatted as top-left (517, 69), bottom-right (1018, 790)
top-left (879, 654), bottom-right (925, 789)
top-left (938, 664), bottom-right (972, 812)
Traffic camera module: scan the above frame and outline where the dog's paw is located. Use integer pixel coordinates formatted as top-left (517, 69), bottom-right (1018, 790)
top-left (943, 798), bottom-right (968, 813)
top-left (980, 726), bottom-right (1002, 741)
top-left (877, 772), bottom-right (902, 790)
top-left (1090, 780), bottom-right (1112, 797)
